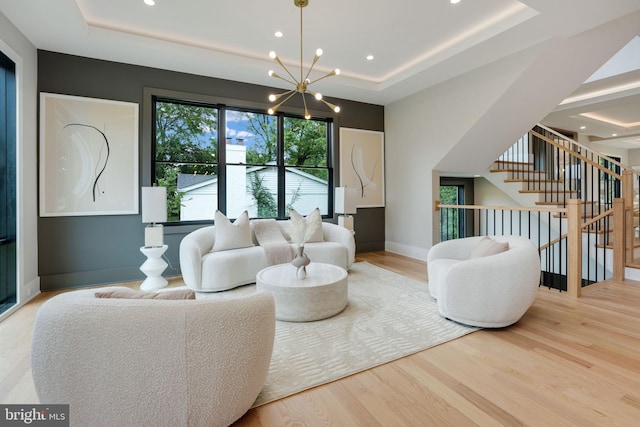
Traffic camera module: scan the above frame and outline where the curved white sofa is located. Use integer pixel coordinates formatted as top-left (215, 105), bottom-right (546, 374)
top-left (427, 235), bottom-right (541, 328)
top-left (31, 287), bottom-right (275, 427)
top-left (180, 220), bottom-right (356, 292)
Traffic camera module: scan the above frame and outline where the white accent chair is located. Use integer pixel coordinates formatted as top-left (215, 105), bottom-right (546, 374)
top-left (427, 235), bottom-right (541, 328)
top-left (31, 287), bottom-right (275, 427)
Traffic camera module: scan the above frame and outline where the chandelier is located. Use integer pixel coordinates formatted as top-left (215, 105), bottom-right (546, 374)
top-left (267, 0), bottom-right (341, 119)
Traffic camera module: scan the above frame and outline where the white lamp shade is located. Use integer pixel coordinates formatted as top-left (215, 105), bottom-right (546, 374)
top-left (335, 187), bottom-right (357, 214)
top-left (141, 186), bottom-right (167, 223)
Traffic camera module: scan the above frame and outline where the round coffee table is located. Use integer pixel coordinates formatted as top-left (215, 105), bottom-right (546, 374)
top-left (256, 262), bottom-right (348, 322)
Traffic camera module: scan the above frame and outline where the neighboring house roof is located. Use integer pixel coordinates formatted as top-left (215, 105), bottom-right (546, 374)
top-left (177, 173), bottom-right (217, 192)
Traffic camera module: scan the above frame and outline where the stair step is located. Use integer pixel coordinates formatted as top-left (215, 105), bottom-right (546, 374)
top-left (491, 169), bottom-right (545, 174)
top-left (519, 189), bottom-right (579, 194)
top-left (504, 179), bottom-right (563, 183)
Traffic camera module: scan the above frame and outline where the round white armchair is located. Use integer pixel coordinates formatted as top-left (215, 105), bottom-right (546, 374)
top-left (427, 235), bottom-right (541, 328)
top-left (32, 287), bottom-right (275, 427)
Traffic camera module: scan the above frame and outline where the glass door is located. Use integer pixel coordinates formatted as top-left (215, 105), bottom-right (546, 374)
top-left (0, 50), bottom-right (17, 315)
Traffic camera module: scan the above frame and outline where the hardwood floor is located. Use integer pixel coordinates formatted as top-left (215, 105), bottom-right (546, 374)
top-left (2, 252), bottom-right (640, 426)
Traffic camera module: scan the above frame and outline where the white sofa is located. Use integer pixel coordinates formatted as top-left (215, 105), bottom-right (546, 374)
top-left (31, 287), bottom-right (275, 427)
top-left (180, 220), bottom-right (356, 292)
top-left (427, 235), bottom-right (541, 328)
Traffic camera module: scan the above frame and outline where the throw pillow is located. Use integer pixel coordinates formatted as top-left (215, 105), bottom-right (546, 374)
top-left (95, 288), bottom-right (195, 300)
top-left (470, 236), bottom-right (509, 258)
top-left (212, 210), bottom-right (254, 252)
top-left (289, 208), bottom-right (324, 243)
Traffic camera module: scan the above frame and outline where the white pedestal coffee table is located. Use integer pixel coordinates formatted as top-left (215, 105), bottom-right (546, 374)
top-left (256, 262), bottom-right (348, 322)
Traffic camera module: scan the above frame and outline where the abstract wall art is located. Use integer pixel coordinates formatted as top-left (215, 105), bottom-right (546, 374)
top-left (39, 93), bottom-right (139, 216)
top-left (339, 128), bottom-right (385, 208)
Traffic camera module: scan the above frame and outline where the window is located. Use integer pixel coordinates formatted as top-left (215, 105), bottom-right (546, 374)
top-left (153, 97), bottom-right (332, 223)
top-left (0, 49), bottom-right (17, 314)
top-left (439, 177), bottom-right (475, 241)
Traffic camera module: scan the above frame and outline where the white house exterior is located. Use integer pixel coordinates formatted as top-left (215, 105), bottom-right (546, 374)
top-left (177, 143), bottom-right (328, 220)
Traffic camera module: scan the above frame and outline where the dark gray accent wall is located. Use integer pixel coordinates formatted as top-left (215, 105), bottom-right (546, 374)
top-left (37, 50), bottom-right (384, 290)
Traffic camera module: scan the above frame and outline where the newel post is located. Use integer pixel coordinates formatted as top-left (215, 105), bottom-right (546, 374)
top-left (567, 199), bottom-right (582, 297)
top-left (622, 170), bottom-right (634, 264)
top-left (613, 198), bottom-right (625, 281)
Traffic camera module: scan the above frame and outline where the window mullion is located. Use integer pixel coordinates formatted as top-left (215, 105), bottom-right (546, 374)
top-left (218, 106), bottom-right (226, 214)
top-left (277, 113), bottom-right (286, 219)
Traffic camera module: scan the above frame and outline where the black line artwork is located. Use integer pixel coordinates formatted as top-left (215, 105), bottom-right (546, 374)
top-left (64, 123), bottom-right (110, 202)
top-left (350, 145), bottom-right (378, 198)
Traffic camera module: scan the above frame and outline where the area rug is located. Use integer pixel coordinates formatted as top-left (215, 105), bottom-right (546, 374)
top-left (197, 262), bottom-right (478, 407)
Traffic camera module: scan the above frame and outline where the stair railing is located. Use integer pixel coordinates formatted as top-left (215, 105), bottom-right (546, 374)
top-left (436, 199), bottom-right (625, 296)
top-left (497, 124), bottom-right (639, 268)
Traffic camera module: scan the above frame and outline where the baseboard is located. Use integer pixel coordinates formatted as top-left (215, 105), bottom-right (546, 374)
top-left (625, 266), bottom-right (640, 281)
top-left (22, 276), bottom-right (40, 300)
top-left (384, 241), bottom-right (428, 262)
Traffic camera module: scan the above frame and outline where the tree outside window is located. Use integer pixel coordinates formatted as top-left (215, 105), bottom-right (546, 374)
top-left (153, 98), bottom-right (332, 223)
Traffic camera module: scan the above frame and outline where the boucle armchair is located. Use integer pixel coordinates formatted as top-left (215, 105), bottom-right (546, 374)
top-left (31, 287), bottom-right (275, 427)
top-left (427, 235), bottom-right (541, 328)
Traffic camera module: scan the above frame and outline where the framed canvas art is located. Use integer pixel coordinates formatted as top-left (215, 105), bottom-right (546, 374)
top-left (39, 93), bottom-right (139, 216)
top-left (339, 128), bottom-right (385, 207)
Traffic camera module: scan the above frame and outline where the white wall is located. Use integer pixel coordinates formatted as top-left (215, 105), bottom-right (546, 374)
top-left (384, 12), bottom-right (640, 261)
top-left (0, 10), bottom-right (39, 318)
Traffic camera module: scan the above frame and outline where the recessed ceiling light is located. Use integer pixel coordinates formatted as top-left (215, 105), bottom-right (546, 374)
top-left (450, 0), bottom-right (461, 4)
top-left (612, 133), bottom-right (618, 137)
top-left (366, 55), bottom-right (374, 61)
top-left (144, 0), bottom-right (155, 6)
top-left (275, 31), bottom-right (283, 38)
top-left (580, 126), bottom-right (586, 130)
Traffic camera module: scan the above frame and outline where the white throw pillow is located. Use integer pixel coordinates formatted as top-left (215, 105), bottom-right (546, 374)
top-left (289, 208), bottom-right (324, 244)
top-left (470, 236), bottom-right (509, 258)
top-left (212, 210), bottom-right (254, 252)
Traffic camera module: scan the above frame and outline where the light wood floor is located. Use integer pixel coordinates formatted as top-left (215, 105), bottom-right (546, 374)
top-left (2, 252), bottom-right (640, 426)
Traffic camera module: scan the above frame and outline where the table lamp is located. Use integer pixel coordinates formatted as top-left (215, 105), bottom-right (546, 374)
top-left (141, 185), bottom-right (167, 247)
top-left (335, 186), bottom-right (357, 232)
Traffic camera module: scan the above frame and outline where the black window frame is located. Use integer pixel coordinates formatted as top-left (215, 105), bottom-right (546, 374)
top-left (150, 92), bottom-right (334, 225)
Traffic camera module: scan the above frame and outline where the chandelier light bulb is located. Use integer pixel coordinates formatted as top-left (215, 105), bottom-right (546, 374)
top-left (269, 94), bottom-right (277, 102)
top-left (268, 108), bottom-right (276, 115)
top-left (334, 106), bottom-right (340, 113)
top-left (268, 70), bottom-right (274, 77)
top-left (335, 69), bottom-right (341, 75)
top-left (269, 51), bottom-right (277, 59)
top-left (316, 48), bottom-right (323, 56)
top-left (315, 92), bottom-right (323, 100)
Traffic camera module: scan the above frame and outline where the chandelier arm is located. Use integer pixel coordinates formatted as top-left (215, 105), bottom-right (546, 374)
top-left (303, 54), bottom-right (321, 83)
top-left (308, 70), bottom-right (337, 85)
top-left (273, 57), bottom-right (300, 84)
top-left (271, 89), bottom-right (297, 102)
top-left (269, 91), bottom-right (298, 114)
top-left (301, 92), bottom-right (310, 119)
top-left (270, 72), bottom-right (297, 86)
top-left (320, 98), bottom-right (340, 113)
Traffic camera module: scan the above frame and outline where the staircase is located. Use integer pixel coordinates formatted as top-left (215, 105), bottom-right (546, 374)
top-left (487, 124), bottom-right (640, 281)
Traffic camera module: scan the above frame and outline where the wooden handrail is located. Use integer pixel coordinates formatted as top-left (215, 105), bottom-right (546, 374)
top-left (436, 203), bottom-right (566, 214)
top-left (538, 208), bottom-right (614, 252)
top-left (581, 208), bottom-right (614, 229)
top-left (530, 130), bottom-right (623, 181)
top-left (536, 124), bottom-right (632, 174)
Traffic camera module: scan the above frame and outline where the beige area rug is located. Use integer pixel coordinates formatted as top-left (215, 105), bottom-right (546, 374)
top-left (196, 261), bottom-right (479, 407)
